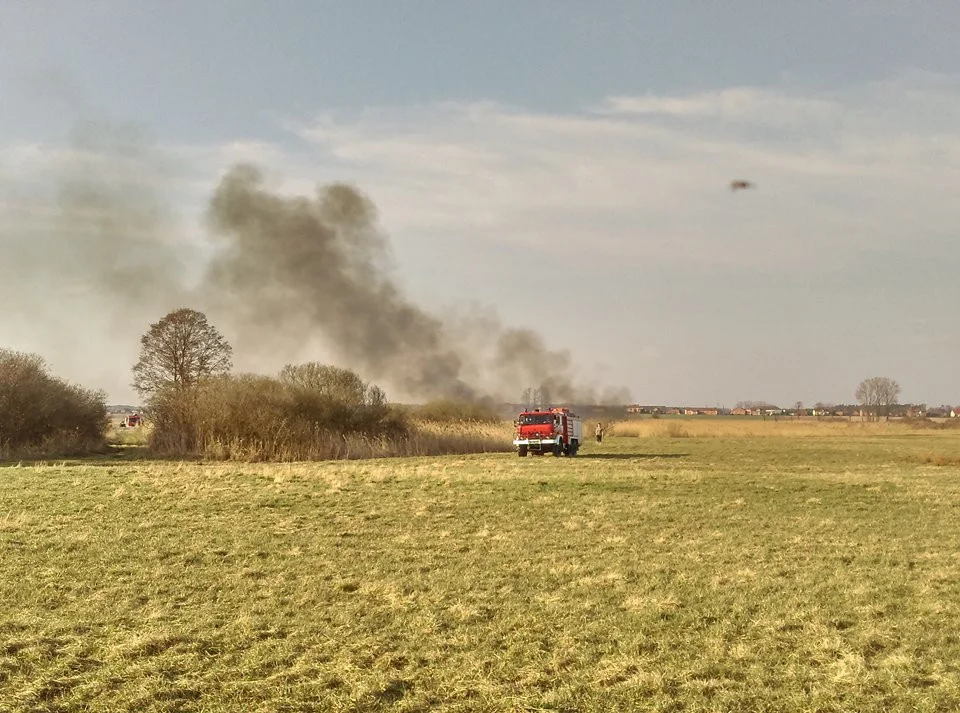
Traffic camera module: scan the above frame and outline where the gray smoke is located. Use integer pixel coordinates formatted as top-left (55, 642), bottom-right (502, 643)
top-left (0, 121), bottom-right (187, 396)
top-left (202, 163), bottom-right (629, 405)
top-left (56, 121), bottom-right (187, 315)
top-left (203, 164), bottom-right (476, 401)
top-left (492, 328), bottom-right (632, 405)
top-left (2, 129), bottom-right (629, 405)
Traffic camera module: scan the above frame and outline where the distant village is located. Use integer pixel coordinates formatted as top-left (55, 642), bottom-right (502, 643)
top-left (110, 401), bottom-right (960, 423)
top-left (624, 404), bottom-right (960, 419)
top-left (504, 401), bottom-right (960, 421)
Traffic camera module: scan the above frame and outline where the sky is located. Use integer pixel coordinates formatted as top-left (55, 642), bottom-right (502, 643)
top-left (2, 2), bottom-right (959, 407)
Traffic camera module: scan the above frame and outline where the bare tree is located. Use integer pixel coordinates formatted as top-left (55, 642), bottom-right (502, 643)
top-left (132, 308), bottom-right (232, 397)
top-left (519, 384), bottom-right (556, 409)
top-left (280, 362), bottom-right (384, 406)
top-left (855, 377), bottom-right (900, 421)
top-left (520, 387), bottom-right (534, 408)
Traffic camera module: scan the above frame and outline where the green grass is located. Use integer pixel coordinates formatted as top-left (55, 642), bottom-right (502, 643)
top-left (2, 433), bottom-right (960, 711)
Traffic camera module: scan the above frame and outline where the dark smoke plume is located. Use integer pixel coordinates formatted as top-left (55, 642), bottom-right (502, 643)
top-left (3, 129), bottom-right (629, 405)
top-left (201, 164), bottom-right (629, 405)
top-left (204, 164), bottom-right (475, 401)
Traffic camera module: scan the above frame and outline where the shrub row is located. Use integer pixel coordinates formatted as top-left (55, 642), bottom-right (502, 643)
top-left (0, 349), bottom-right (108, 457)
top-left (147, 368), bottom-right (407, 459)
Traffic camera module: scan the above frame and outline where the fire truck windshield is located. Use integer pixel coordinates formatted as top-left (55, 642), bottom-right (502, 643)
top-left (519, 414), bottom-right (554, 425)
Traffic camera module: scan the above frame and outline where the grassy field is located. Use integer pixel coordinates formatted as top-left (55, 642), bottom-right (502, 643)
top-left (2, 424), bottom-right (960, 711)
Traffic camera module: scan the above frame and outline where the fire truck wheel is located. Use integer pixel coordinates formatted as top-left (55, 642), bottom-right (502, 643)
top-left (517, 445), bottom-right (528, 457)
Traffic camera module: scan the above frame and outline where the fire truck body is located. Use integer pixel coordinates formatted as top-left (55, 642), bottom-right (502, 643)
top-left (513, 407), bottom-right (582, 457)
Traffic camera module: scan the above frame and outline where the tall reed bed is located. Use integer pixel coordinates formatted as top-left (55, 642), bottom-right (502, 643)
top-left (145, 374), bottom-right (513, 461)
top-left (188, 420), bottom-right (512, 461)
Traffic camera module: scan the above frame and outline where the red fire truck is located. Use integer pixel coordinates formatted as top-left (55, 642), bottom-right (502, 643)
top-left (513, 407), bottom-right (583, 457)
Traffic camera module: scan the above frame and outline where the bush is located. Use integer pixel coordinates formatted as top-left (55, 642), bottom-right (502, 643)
top-left (0, 349), bottom-right (108, 457)
top-left (904, 416), bottom-right (960, 431)
top-left (147, 367), bottom-right (410, 460)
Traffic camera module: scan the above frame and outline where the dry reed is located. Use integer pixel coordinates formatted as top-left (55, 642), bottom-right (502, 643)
top-left (608, 417), bottom-right (952, 439)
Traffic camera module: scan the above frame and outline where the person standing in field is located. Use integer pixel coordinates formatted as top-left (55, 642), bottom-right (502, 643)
top-left (595, 422), bottom-right (604, 444)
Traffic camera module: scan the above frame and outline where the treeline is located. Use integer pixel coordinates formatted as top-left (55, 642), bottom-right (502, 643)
top-left (1, 350), bottom-right (507, 462)
top-left (0, 349), bottom-right (108, 458)
top-left (1, 308), bottom-right (511, 461)
top-left (131, 309), bottom-right (508, 460)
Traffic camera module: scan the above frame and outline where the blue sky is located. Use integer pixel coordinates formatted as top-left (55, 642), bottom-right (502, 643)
top-left (2, 2), bottom-right (959, 406)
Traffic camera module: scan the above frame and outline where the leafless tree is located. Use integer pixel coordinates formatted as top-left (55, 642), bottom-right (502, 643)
top-left (280, 362), bottom-right (385, 406)
top-left (855, 377), bottom-right (900, 421)
top-left (521, 387), bottom-right (534, 408)
top-left (521, 386), bottom-right (551, 408)
top-left (132, 308), bottom-right (232, 398)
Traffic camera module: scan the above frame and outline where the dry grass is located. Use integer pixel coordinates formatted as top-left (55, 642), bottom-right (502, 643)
top-left (609, 417), bottom-right (941, 439)
top-left (0, 432), bottom-right (107, 461)
top-left (197, 420), bottom-right (514, 461)
top-left (3, 430), bottom-right (960, 710)
top-left (106, 417), bottom-right (151, 448)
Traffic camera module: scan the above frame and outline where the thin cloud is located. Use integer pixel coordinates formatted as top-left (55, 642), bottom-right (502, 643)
top-left (598, 88), bottom-right (841, 127)
top-left (282, 75), bottom-right (960, 273)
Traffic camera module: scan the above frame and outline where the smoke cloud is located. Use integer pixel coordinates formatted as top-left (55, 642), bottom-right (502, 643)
top-left (2, 129), bottom-right (629, 406)
top-left (0, 122), bottom-right (189, 397)
top-left (204, 164), bottom-right (476, 401)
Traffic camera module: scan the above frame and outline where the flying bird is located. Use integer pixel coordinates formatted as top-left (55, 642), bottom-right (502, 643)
top-left (730, 180), bottom-right (755, 191)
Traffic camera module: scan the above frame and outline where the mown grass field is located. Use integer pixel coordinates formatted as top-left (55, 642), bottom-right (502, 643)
top-left (2, 423), bottom-right (960, 711)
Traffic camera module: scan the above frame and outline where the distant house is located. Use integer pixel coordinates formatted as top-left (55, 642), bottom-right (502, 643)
top-left (731, 407), bottom-right (747, 416)
top-left (952, 408), bottom-right (959, 418)
top-left (626, 405), bottom-right (662, 414)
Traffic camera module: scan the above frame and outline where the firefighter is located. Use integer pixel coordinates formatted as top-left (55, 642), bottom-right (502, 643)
top-left (595, 422), bottom-right (604, 444)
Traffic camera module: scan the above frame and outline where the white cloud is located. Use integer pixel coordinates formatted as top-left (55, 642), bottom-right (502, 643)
top-left (265, 75), bottom-right (960, 276)
top-left (598, 87), bottom-right (841, 127)
top-left (5, 74), bottom-right (960, 282)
